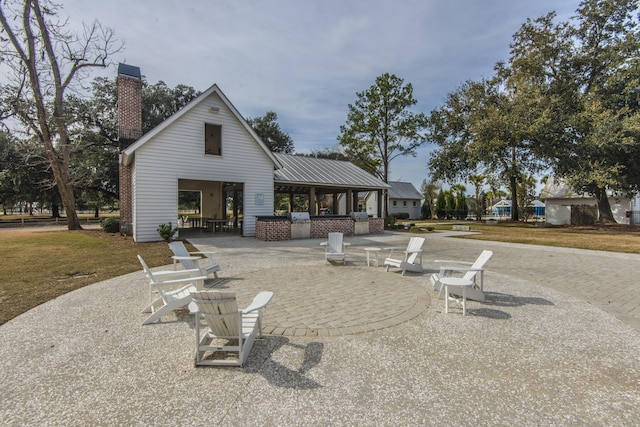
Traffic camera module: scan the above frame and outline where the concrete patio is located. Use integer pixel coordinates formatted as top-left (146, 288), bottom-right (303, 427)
top-left (1, 230), bottom-right (639, 425)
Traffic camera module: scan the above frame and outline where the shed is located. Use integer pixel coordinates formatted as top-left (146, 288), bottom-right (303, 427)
top-left (118, 69), bottom-right (281, 242)
top-left (386, 181), bottom-right (423, 219)
top-left (541, 178), bottom-right (630, 225)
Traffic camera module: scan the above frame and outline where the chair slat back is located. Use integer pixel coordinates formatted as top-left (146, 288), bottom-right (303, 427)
top-left (137, 255), bottom-right (159, 283)
top-left (463, 250), bottom-right (493, 281)
top-left (406, 237), bottom-right (425, 263)
top-left (168, 241), bottom-right (198, 271)
top-left (191, 290), bottom-right (240, 336)
top-left (327, 232), bottom-right (343, 254)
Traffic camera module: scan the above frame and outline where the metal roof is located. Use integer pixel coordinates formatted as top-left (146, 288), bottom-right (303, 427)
top-left (388, 181), bottom-right (422, 200)
top-left (273, 153), bottom-right (390, 190)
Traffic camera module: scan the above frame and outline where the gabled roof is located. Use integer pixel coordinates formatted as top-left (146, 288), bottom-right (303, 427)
top-left (273, 154), bottom-right (390, 190)
top-left (388, 181), bottom-right (422, 200)
top-left (540, 178), bottom-right (588, 199)
top-left (490, 199), bottom-right (511, 209)
top-left (491, 199), bottom-right (545, 208)
top-left (120, 84), bottom-right (281, 168)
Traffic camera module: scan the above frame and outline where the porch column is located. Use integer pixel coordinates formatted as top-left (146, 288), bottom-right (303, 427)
top-left (289, 191), bottom-right (294, 212)
top-left (378, 189), bottom-right (384, 218)
top-left (352, 190), bottom-right (359, 212)
top-left (309, 186), bottom-right (317, 215)
top-left (233, 189), bottom-right (240, 228)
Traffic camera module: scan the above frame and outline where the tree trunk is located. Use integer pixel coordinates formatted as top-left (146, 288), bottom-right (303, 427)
top-left (510, 175), bottom-right (519, 221)
top-left (94, 205), bottom-right (100, 218)
top-left (595, 188), bottom-right (616, 223)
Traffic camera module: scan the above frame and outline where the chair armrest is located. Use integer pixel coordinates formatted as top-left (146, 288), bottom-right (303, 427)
top-left (384, 247), bottom-right (400, 257)
top-left (241, 291), bottom-right (274, 313)
top-left (171, 255), bottom-right (202, 261)
top-left (151, 275), bottom-right (207, 288)
top-left (439, 265), bottom-right (484, 273)
top-left (152, 268), bottom-right (202, 278)
top-left (434, 259), bottom-right (473, 266)
top-left (320, 242), bottom-right (328, 246)
top-left (189, 251), bottom-right (218, 257)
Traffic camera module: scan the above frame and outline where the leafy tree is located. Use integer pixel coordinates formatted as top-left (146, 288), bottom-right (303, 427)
top-left (427, 74), bottom-right (545, 221)
top-left (143, 81), bottom-right (200, 134)
top-left (338, 73), bottom-right (429, 214)
top-left (469, 174), bottom-right (486, 220)
top-left (246, 111), bottom-right (294, 153)
top-left (420, 179), bottom-right (440, 219)
top-left (451, 184), bottom-right (467, 219)
top-left (0, 0), bottom-right (121, 229)
top-left (305, 146), bottom-right (350, 160)
top-left (70, 77), bottom-right (200, 214)
top-left (517, 173), bottom-right (537, 222)
top-left (0, 131), bottom-right (20, 213)
top-left (435, 189), bottom-right (446, 219)
top-left (508, 1), bottom-right (640, 222)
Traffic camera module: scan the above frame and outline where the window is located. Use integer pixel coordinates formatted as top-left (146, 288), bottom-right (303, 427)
top-left (403, 201), bottom-right (407, 207)
top-left (205, 123), bottom-right (222, 155)
top-left (413, 201), bottom-right (417, 207)
top-left (393, 201), bottom-right (397, 206)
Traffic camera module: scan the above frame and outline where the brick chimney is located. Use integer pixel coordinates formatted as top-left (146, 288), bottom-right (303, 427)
top-left (117, 63), bottom-right (142, 236)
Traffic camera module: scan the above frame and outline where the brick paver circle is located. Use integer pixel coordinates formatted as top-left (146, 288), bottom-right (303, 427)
top-left (219, 265), bottom-right (430, 337)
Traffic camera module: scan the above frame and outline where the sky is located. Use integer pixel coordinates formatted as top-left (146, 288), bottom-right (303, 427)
top-left (15, 0), bottom-right (582, 193)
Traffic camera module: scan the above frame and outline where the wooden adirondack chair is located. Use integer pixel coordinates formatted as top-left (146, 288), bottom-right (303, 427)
top-left (137, 255), bottom-right (207, 325)
top-left (168, 241), bottom-right (220, 279)
top-left (190, 290), bottom-right (273, 367)
top-left (430, 250), bottom-right (493, 302)
top-left (320, 232), bottom-right (349, 264)
top-left (384, 237), bottom-right (425, 276)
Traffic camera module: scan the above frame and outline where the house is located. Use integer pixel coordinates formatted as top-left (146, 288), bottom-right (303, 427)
top-left (490, 199), bottom-right (545, 219)
top-left (117, 64), bottom-right (389, 242)
top-left (631, 193), bottom-right (640, 225)
top-left (386, 181), bottom-right (423, 219)
top-left (491, 199), bottom-right (512, 217)
top-left (541, 178), bottom-right (630, 225)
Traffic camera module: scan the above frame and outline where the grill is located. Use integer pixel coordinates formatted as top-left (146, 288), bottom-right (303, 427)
top-left (351, 211), bottom-right (370, 234)
top-left (289, 212), bottom-right (311, 222)
top-left (289, 212), bottom-right (311, 239)
top-left (351, 212), bottom-right (369, 221)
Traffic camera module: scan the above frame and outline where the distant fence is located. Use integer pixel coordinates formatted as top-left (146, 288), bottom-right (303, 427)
top-left (0, 217), bottom-right (102, 228)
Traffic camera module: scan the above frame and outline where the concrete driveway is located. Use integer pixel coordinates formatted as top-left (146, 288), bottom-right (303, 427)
top-left (1, 230), bottom-right (638, 425)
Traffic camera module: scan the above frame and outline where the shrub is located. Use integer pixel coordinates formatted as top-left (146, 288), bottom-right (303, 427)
top-left (157, 222), bottom-right (178, 241)
top-left (384, 215), bottom-right (397, 229)
top-left (395, 212), bottom-right (410, 220)
top-left (100, 217), bottom-right (120, 233)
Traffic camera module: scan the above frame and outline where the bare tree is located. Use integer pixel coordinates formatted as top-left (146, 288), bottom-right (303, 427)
top-left (0, 0), bottom-right (121, 229)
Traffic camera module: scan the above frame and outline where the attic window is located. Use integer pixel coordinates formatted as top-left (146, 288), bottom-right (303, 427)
top-left (205, 123), bottom-right (222, 156)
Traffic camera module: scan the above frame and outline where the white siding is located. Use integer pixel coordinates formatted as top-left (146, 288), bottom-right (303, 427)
top-left (388, 198), bottom-right (422, 219)
top-left (545, 197), bottom-right (630, 225)
top-left (132, 92), bottom-right (275, 242)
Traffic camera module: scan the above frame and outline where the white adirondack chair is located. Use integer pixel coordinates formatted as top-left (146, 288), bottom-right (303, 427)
top-left (190, 290), bottom-right (274, 367)
top-left (430, 250), bottom-right (493, 302)
top-left (137, 255), bottom-right (207, 325)
top-left (384, 237), bottom-right (425, 276)
top-left (168, 241), bottom-right (220, 279)
top-left (320, 232), bottom-right (349, 264)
